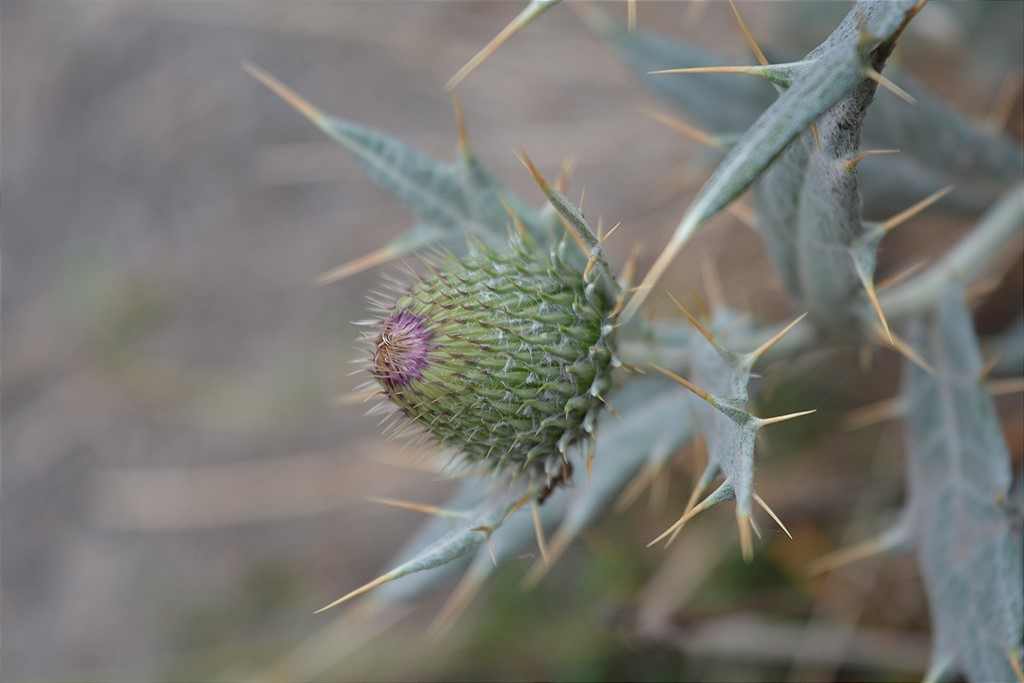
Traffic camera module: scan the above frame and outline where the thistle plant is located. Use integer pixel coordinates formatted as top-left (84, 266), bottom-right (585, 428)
top-left (249, 1), bottom-right (1023, 680)
top-left (366, 233), bottom-right (618, 490)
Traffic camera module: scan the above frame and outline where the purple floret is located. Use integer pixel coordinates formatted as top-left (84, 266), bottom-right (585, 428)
top-left (372, 309), bottom-right (434, 387)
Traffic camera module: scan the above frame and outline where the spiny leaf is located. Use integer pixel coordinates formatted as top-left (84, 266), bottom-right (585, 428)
top-left (431, 491), bottom-right (568, 635)
top-left (247, 65), bottom-right (469, 232)
top-left (623, 0), bottom-right (921, 320)
top-left (756, 69), bottom-right (891, 334)
top-left (247, 64), bottom-right (548, 253)
top-left (600, 8), bottom-right (1022, 218)
top-left (902, 284), bottom-right (1024, 683)
top-left (652, 309), bottom-right (812, 556)
top-left (379, 380), bottom-right (698, 613)
top-left (316, 494), bottom-right (519, 613)
top-left (526, 377), bottom-right (697, 584)
top-left (363, 481), bottom-right (499, 606)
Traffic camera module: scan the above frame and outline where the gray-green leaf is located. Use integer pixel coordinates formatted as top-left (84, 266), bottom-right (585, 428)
top-left (902, 285), bottom-right (1024, 683)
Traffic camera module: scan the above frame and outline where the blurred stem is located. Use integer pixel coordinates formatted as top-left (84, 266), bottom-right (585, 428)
top-left (880, 182), bottom-right (1024, 321)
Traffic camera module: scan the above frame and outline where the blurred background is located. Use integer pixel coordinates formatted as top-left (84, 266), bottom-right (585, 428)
top-left (3, 2), bottom-right (1021, 681)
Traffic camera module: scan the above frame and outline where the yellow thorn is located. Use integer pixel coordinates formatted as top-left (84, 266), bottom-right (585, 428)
top-left (909, 0), bottom-right (930, 23)
top-left (1007, 647), bottom-right (1024, 683)
top-left (680, 282), bottom-right (709, 321)
top-left (512, 212), bottom-right (529, 239)
top-left (627, 0), bottom-right (636, 32)
top-left (649, 65), bottom-right (763, 76)
top-left (737, 512), bottom-right (754, 562)
top-left (727, 0), bottom-right (768, 66)
top-left (719, 312), bottom-right (751, 341)
top-left (665, 475), bottom-right (709, 546)
top-left (419, 257), bottom-right (441, 280)
top-left (515, 149), bottom-right (588, 255)
top-left (619, 244), bottom-right (641, 291)
top-left (978, 356), bottom-right (1001, 383)
top-left (608, 296), bottom-right (625, 320)
top-left (750, 312), bottom-right (808, 361)
top-left (513, 148), bottom-right (548, 190)
top-left (683, 0), bottom-right (710, 25)
top-left (650, 364), bottom-right (712, 403)
top-left (428, 569), bottom-right (485, 641)
top-left (759, 409), bottom-right (816, 427)
top-left (648, 464), bottom-right (670, 516)
top-left (522, 528), bottom-right (572, 590)
top-left (481, 533), bottom-right (498, 567)
top-left (555, 155), bottom-right (575, 193)
top-left (863, 277), bottom-right (894, 346)
top-left (884, 327), bottom-right (936, 376)
top-left (841, 396), bottom-right (902, 431)
top-left (648, 498), bottom-right (705, 547)
top-left (642, 107), bottom-right (724, 150)
top-left (333, 388), bottom-right (379, 406)
top-left (967, 275), bottom-right (1005, 306)
top-left (812, 122), bottom-right (821, 154)
top-left (720, 316), bottom-right (752, 343)
top-left (753, 493), bottom-right (792, 539)
top-left (622, 245), bottom-right (678, 322)
top-left (727, 200), bottom-right (758, 231)
top-left (684, 473), bottom-right (708, 516)
top-left (497, 194), bottom-right (526, 235)
top-left (364, 497), bottom-right (458, 518)
top-left (314, 244), bottom-right (405, 286)
top-left (667, 292), bottom-right (715, 345)
top-left (506, 490), bottom-right (534, 523)
top-left (864, 67), bottom-right (917, 105)
top-left (876, 259), bottom-right (928, 293)
top-left (244, 62), bottom-right (325, 125)
top-left (859, 343), bottom-right (875, 373)
top-left (881, 185), bottom-right (954, 232)
top-left (989, 71), bottom-right (1022, 131)
top-left (314, 572), bottom-right (393, 614)
top-left (844, 148), bottom-right (900, 170)
top-left (531, 500), bottom-right (549, 566)
top-left (989, 377), bottom-right (1024, 397)
top-left (446, 5), bottom-right (536, 91)
top-left (806, 537), bottom-right (887, 577)
top-left (560, 218), bottom-right (588, 257)
top-left (578, 187), bottom-right (586, 216)
top-left (700, 256), bottom-right (726, 313)
top-left (614, 464), bottom-right (656, 512)
top-left (748, 513), bottom-right (763, 540)
top-left (602, 221), bottom-right (622, 244)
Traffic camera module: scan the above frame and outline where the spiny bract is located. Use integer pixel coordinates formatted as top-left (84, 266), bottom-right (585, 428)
top-left (367, 237), bottom-right (617, 492)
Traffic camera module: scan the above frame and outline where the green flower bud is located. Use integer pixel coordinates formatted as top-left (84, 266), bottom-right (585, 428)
top-left (367, 239), bottom-right (618, 493)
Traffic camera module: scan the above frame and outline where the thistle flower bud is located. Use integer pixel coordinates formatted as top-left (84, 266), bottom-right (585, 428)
top-left (368, 239), bottom-right (617, 491)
